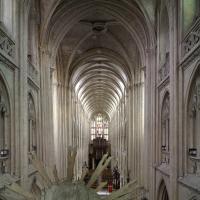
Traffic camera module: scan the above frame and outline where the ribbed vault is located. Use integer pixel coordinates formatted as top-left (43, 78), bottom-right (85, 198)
top-left (70, 49), bottom-right (130, 118)
top-left (45, 0), bottom-right (155, 119)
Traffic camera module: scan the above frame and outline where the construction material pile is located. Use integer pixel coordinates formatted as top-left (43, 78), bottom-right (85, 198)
top-left (0, 149), bottom-right (144, 200)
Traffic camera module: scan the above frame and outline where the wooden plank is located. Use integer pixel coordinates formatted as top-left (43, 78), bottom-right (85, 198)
top-left (29, 153), bottom-right (52, 188)
top-left (95, 182), bottom-right (107, 192)
top-left (6, 183), bottom-right (36, 200)
top-left (87, 153), bottom-right (112, 188)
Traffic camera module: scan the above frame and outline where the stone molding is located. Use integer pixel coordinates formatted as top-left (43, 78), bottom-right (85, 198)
top-left (157, 76), bottom-right (169, 91)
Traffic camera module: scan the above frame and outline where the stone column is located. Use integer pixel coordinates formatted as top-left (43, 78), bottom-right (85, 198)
top-left (178, 64), bottom-right (184, 176)
top-left (169, 0), bottom-right (178, 199)
top-left (132, 68), bottom-right (144, 185)
top-left (18, 1), bottom-right (30, 188)
top-left (40, 47), bottom-right (55, 168)
top-left (144, 45), bottom-right (156, 199)
top-left (68, 88), bottom-right (73, 147)
top-left (127, 87), bottom-right (133, 180)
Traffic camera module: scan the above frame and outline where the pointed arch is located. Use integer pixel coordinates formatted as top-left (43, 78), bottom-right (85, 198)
top-left (0, 73), bottom-right (11, 174)
top-left (186, 64), bottom-right (200, 174)
top-left (158, 180), bottom-right (169, 200)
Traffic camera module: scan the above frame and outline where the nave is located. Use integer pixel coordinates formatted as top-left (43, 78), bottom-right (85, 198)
top-left (0, 0), bottom-right (200, 199)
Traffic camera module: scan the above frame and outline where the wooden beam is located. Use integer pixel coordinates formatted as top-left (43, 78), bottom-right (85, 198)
top-left (6, 183), bottom-right (36, 200)
top-left (87, 153), bottom-right (112, 188)
top-left (95, 182), bottom-right (107, 192)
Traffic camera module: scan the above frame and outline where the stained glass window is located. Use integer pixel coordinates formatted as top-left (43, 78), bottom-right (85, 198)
top-left (90, 113), bottom-right (109, 140)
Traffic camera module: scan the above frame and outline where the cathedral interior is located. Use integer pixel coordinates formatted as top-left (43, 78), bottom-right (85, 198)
top-left (0, 0), bottom-right (200, 199)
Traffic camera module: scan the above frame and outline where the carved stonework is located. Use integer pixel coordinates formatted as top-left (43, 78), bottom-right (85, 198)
top-left (28, 59), bottom-right (39, 84)
top-left (159, 53), bottom-right (169, 82)
top-left (0, 27), bottom-right (15, 58)
top-left (183, 32), bottom-right (200, 55)
top-left (182, 18), bottom-right (200, 57)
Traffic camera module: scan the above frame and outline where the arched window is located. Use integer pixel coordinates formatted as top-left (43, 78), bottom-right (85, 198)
top-left (90, 113), bottom-right (109, 140)
top-left (161, 92), bottom-right (170, 164)
top-left (28, 93), bottom-right (37, 154)
top-left (0, 75), bottom-right (11, 174)
top-left (187, 68), bottom-right (200, 174)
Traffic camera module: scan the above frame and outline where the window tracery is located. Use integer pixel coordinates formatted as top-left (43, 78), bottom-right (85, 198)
top-left (90, 113), bottom-right (109, 141)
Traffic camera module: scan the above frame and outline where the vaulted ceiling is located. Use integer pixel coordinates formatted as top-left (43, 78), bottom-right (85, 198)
top-left (42, 0), bottom-right (155, 119)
